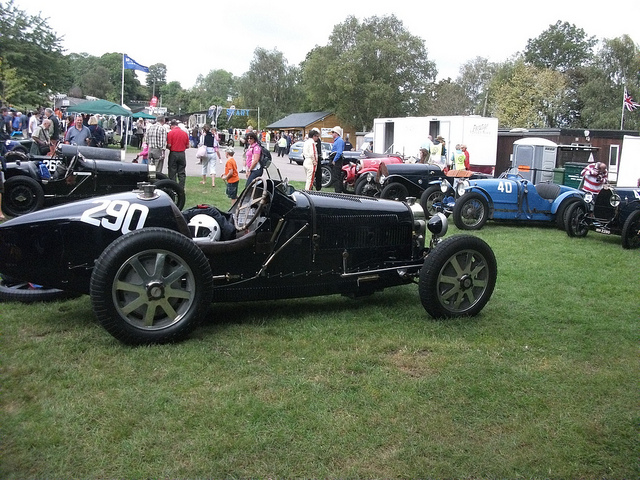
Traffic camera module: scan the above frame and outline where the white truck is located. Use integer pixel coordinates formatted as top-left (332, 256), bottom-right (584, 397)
top-left (616, 135), bottom-right (640, 187)
top-left (371, 115), bottom-right (499, 173)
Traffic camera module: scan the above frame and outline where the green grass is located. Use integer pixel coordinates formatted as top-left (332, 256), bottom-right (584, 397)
top-left (1, 179), bottom-right (638, 478)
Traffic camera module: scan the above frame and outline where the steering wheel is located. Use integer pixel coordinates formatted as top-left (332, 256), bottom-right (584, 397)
top-left (233, 178), bottom-right (272, 231)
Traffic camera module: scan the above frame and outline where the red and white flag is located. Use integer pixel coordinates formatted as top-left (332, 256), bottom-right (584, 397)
top-left (623, 87), bottom-right (639, 111)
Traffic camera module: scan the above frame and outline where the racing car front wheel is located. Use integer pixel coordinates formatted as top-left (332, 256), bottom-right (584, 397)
top-left (90, 228), bottom-right (214, 345)
top-left (2, 176), bottom-right (45, 217)
top-left (564, 202), bottom-right (589, 238)
top-left (452, 192), bottom-right (489, 230)
top-left (621, 210), bottom-right (640, 249)
top-left (153, 179), bottom-right (186, 210)
top-left (420, 185), bottom-right (451, 218)
top-left (381, 182), bottom-right (408, 202)
top-left (419, 235), bottom-right (497, 318)
top-left (321, 165), bottom-right (334, 188)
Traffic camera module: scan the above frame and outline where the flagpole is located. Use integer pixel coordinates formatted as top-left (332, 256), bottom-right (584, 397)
top-left (621, 86), bottom-right (626, 130)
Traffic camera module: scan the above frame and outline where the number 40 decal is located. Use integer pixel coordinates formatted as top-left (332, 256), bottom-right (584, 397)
top-left (497, 181), bottom-right (513, 194)
top-left (81, 200), bottom-right (149, 234)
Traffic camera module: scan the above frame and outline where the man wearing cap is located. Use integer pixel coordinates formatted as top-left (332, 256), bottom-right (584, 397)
top-left (143, 115), bottom-right (168, 173)
top-left (330, 126), bottom-right (345, 193)
top-left (166, 119), bottom-right (190, 188)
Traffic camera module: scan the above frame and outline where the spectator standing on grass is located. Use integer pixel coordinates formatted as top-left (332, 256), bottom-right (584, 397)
top-left (313, 128), bottom-right (323, 190)
top-left (303, 129), bottom-right (319, 190)
top-left (64, 115), bottom-right (91, 146)
top-left (221, 146), bottom-right (239, 205)
top-left (166, 119), bottom-right (189, 188)
top-left (330, 126), bottom-right (345, 193)
top-left (461, 144), bottom-right (470, 170)
top-left (143, 115), bottom-right (168, 174)
top-left (244, 131), bottom-right (263, 186)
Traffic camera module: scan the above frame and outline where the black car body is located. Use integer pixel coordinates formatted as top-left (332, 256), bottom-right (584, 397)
top-left (0, 175), bottom-right (497, 344)
top-left (359, 163), bottom-right (491, 207)
top-left (1, 145), bottom-right (185, 217)
top-left (564, 185), bottom-right (640, 248)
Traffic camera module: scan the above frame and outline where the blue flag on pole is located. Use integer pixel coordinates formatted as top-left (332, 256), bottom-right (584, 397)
top-left (123, 54), bottom-right (149, 73)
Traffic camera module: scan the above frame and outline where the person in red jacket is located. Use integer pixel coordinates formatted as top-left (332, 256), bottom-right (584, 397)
top-left (166, 119), bottom-right (190, 188)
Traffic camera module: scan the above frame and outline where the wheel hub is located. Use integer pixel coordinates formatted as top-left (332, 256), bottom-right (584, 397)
top-left (146, 281), bottom-right (165, 300)
top-left (459, 274), bottom-right (473, 290)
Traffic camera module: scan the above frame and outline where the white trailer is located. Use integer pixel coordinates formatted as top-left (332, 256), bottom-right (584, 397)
top-left (372, 115), bottom-right (499, 172)
top-left (617, 135), bottom-right (640, 187)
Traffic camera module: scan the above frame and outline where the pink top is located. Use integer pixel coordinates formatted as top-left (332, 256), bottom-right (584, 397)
top-left (246, 143), bottom-right (261, 171)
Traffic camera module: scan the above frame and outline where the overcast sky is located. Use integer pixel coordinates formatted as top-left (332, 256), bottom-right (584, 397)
top-left (21, 0), bottom-right (640, 93)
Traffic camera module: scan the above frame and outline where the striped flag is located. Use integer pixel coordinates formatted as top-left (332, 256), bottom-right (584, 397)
top-left (623, 87), bottom-right (639, 111)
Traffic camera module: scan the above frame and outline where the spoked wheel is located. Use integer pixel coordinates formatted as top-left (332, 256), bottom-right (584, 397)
top-left (564, 202), bottom-right (589, 238)
top-left (419, 235), bottom-right (497, 318)
top-left (621, 210), bottom-right (640, 249)
top-left (321, 164), bottom-right (333, 188)
top-left (453, 192), bottom-right (489, 230)
top-left (420, 185), bottom-right (450, 218)
top-left (90, 228), bottom-right (214, 345)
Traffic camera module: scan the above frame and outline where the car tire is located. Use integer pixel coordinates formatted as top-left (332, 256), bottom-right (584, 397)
top-left (227, 139), bottom-right (234, 147)
top-left (354, 175), bottom-right (378, 197)
top-left (90, 228), bottom-right (214, 345)
top-left (452, 192), bottom-right (489, 230)
top-left (621, 209), bottom-right (640, 249)
top-left (0, 274), bottom-right (80, 303)
top-left (555, 197), bottom-right (580, 230)
top-left (564, 201), bottom-right (589, 238)
top-left (381, 182), bottom-right (409, 201)
top-left (153, 179), bottom-right (186, 210)
top-left (321, 164), bottom-right (333, 188)
top-left (2, 176), bottom-right (45, 217)
top-left (420, 185), bottom-right (450, 218)
top-left (419, 235), bottom-right (497, 318)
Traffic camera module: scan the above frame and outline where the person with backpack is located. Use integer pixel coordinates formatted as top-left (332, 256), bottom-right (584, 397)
top-left (244, 131), bottom-right (264, 186)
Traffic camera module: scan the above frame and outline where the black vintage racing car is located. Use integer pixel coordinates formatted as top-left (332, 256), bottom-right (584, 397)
top-left (564, 184), bottom-right (640, 248)
top-left (1, 145), bottom-right (185, 217)
top-left (0, 173), bottom-right (498, 345)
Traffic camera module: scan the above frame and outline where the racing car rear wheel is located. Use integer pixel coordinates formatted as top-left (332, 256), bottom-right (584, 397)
top-left (621, 210), bottom-right (640, 249)
top-left (452, 192), bottom-right (489, 230)
top-left (90, 228), bottom-right (214, 345)
top-left (153, 179), bottom-right (186, 210)
top-left (321, 165), bottom-right (333, 188)
top-left (2, 176), bottom-right (45, 217)
top-left (419, 235), bottom-right (497, 318)
top-left (0, 274), bottom-right (79, 303)
top-left (564, 202), bottom-right (589, 238)
top-left (381, 182), bottom-right (408, 202)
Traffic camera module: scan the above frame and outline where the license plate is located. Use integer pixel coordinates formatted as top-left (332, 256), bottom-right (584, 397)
top-left (595, 227), bottom-right (611, 234)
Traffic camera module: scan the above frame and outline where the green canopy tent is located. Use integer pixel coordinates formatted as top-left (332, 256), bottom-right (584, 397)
top-left (66, 99), bottom-right (131, 117)
top-left (132, 111), bottom-right (156, 119)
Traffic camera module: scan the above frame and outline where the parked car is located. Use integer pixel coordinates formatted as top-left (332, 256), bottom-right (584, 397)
top-left (0, 172), bottom-right (497, 344)
top-left (452, 172), bottom-right (584, 230)
top-left (340, 154), bottom-right (403, 194)
top-left (564, 185), bottom-right (640, 248)
top-left (358, 163), bottom-right (491, 205)
top-left (288, 141), bottom-right (332, 166)
top-left (1, 144), bottom-right (185, 217)
top-left (4, 135), bottom-right (39, 154)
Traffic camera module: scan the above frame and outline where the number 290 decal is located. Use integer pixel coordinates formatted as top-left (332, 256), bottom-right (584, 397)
top-left (81, 200), bottom-right (149, 234)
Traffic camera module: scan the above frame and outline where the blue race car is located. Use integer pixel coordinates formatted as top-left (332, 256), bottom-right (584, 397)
top-left (452, 172), bottom-right (584, 230)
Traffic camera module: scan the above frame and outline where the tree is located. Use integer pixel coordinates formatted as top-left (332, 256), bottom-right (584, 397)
top-left (238, 47), bottom-right (300, 127)
top-left (0, 0), bottom-right (70, 106)
top-left (302, 15), bottom-right (436, 131)
top-left (456, 57), bottom-right (498, 115)
top-left (491, 60), bottom-right (569, 128)
top-left (146, 64), bottom-right (167, 97)
top-left (524, 20), bottom-right (597, 72)
top-left (189, 69), bottom-right (237, 112)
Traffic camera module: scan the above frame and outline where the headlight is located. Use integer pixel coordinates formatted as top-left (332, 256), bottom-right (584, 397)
top-left (584, 193), bottom-right (593, 203)
top-left (457, 180), bottom-right (470, 197)
top-left (427, 212), bottom-right (448, 237)
top-left (366, 172), bottom-right (374, 182)
top-left (440, 182), bottom-right (448, 193)
top-left (380, 175), bottom-right (387, 185)
top-left (610, 193), bottom-right (621, 207)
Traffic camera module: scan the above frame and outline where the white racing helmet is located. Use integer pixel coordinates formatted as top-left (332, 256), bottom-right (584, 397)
top-left (188, 214), bottom-right (221, 243)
